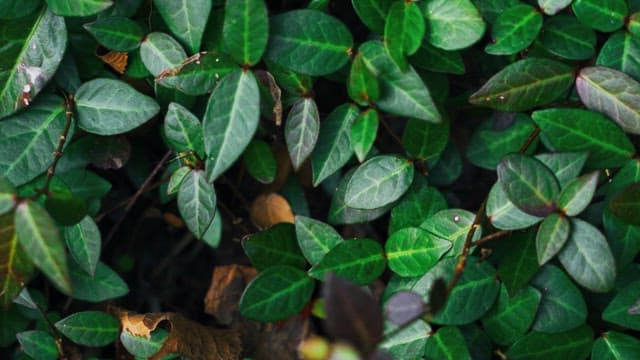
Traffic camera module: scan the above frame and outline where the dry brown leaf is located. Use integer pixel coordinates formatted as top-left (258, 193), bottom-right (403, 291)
top-left (204, 265), bottom-right (257, 325)
top-left (113, 308), bottom-right (242, 360)
top-left (250, 193), bottom-right (294, 229)
top-left (98, 51), bottom-right (128, 74)
top-left (254, 70), bottom-right (283, 126)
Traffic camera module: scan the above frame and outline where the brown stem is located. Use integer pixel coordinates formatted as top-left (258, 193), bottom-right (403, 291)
top-left (471, 229), bottom-right (512, 247)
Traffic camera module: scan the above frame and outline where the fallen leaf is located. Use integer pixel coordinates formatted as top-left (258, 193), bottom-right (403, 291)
top-left (250, 193), bottom-right (294, 229)
top-left (204, 265), bottom-right (257, 325)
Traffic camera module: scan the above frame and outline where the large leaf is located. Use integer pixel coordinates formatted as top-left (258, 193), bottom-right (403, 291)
top-left (46, 0), bottom-right (113, 16)
top-left (592, 331), bottom-right (640, 360)
top-left (496, 229), bottom-right (539, 296)
top-left (223, 0), bottom-right (268, 66)
top-left (345, 155), bottom-right (414, 210)
top-left (485, 4), bottom-right (542, 55)
top-left (203, 69), bottom-right (260, 180)
top-left (384, 1), bottom-right (424, 71)
top-left (75, 78), bottom-right (160, 136)
top-left (69, 261), bottom-right (129, 302)
top-left (239, 265), bottom-right (314, 322)
top-left (602, 280), bottom-right (640, 330)
top-left (265, 9), bottom-right (353, 76)
top-left (497, 154), bottom-right (560, 217)
top-left (14, 201), bottom-right (70, 294)
top-left (242, 223), bottom-right (306, 270)
top-left (506, 325), bottom-right (593, 359)
top-left (576, 66), bottom-right (640, 135)
top-left (63, 216), bottom-right (101, 276)
top-left (309, 238), bottom-right (386, 285)
top-left (55, 311), bottom-right (119, 347)
top-left (163, 102), bottom-right (205, 158)
top-left (294, 216), bottom-right (343, 266)
top-left (0, 0), bottom-right (41, 20)
top-left (421, 0), bottom-right (485, 51)
top-left (481, 285), bottom-right (541, 346)
top-left (285, 97), bottom-right (320, 170)
top-left (83, 16), bottom-right (144, 51)
top-left (558, 218), bottom-right (616, 292)
top-left (153, 0), bottom-right (211, 53)
top-left (610, 182), bottom-right (640, 226)
top-left (535, 213), bottom-right (570, 265)
top-left (177, 170), bottom-right (216, 239)
top-left (539, 15), bottom-right (596, 60)
top-left (385, 227), bottom-right (451, 277)
top-left (140, 32), bottom-right (187, 84)
top-left (486, 183), bottom-right (543, 230)
top-left (351, 0), bottom-right (393, 34)
top-left (596, 31), bottom-right (640, 81)
top-left (388, 184), bottom-right (447, 234)
top-left (0, 8), bottom-right (66, 119)
top-left (469, 58), bottom-right (574, 112)
top-left (571, 0), bottom-right (627, 32)
top-left (0, 214), bottom-right (34, 307)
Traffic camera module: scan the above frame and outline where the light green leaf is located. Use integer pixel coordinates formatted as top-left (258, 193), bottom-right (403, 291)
top-left (486, 183), bottom-right (543, 230)
top-left (63, 216), bottom-right (101, 276)
top-left (46, 0), bottom-right (113, 16)
top-left (539, 15), bottom-right (596, 60)
top-left (167, 166), bottom-right (190, 196)
top-left (380, 320), bottom-right (430, 359)
top-left (202, 209), bottom-right (222, 248)
top-left (223, 0), bottom-right (268, 66)
top-left (389, 184), bottom-right (447, 234)
top-left (153, 0), bottom-right (211, 53)
top-left (592, 331), bottom-right (640, 360)
top-left (384, 1), bottom-right (424, 71)
top-left (55, 311), bottom-right (119, 347)
top-left (596, 31), bottom-right (640, 81)
top-left (178, 170), bottom-right (216, 239)
top-left (482, 285), bottom-right (542, 346)
top-left (163, 102), bottom-right (205, 158)
top-left (602, 280), bottom-right (640, 330)
top-left (83, 16), bottom-right (144, 51)
top-left (294, 215), bottom-right (343, 266)
top-left (309, 238), bottom-right (386, 285)
top-left (485, 4), bottom-right (542, 55)
top-left (572, 0), bottom-right (627, 32)
top-left (422, 0), bottom-right (485, 51)
top-left (285, 97), bottom-right (320, 170)
top-left (506, 325), bottom-right (593, 359)
top-left (538, 0), bottom-right (573, 15)
top-left (69, 261), bottom-right (129, 302)
top-left (536, 213), bottom-right (570, 265)
top-left (385, 227), bottom-right (451, 277)
top-left (558, 171), bottom-right (599, 216)
top-left (242, 223), bottom-right (306, 270)
top-left (351, 0), bottom-right (393, 34)
top-left (120, 328), bottom-right (169, 359)
top-left (424, 326), bottom-right (471, 360)
top-left (75, 78), bottom-right (160, 136)
top-left (350, 109), bottom-right (379, 163)
top-left (265, 9), bottom-right (353, 76)
top-left (17, 330), bottom-right (58, 360)
top-left (203, 69), bottom-right (260, 181)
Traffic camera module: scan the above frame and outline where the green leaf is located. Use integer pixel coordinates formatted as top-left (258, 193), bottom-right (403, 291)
top-left (384, 1), bottom-right (424, 71)
top-left (596, 31), bottom-right (640, 82)
top-left (485, 5), bottom-right (542, 55)
top-left (466, 113), bottom-right (538, 170)
top-left (602, 280), bottom-right (640, 330)
top-left (239, 265), bottom-right (314, 322)
top-left (265, 9), bottom-right (353, 76)
top-left (311, 103), bottom-right (359, 186)
top-left (380, 320), bottom-right (430, 359)
top-left (14, 201), bottom-right (70, 294)
top-left (223, 0), bottom-right (268, 66)
top-left (0, 214), bottom-right (34, 307)
top-left (203, 69), bottom-right (260, 180)
top-left (153, 0), bottom-right (211, 53)
top-left (0, 0), bottom-right (41, 20)
top-left (536, 213), bottom-right (570, 265)
top-left (242, 223), bottom-right (307, 270)
top-left (0, 95), bottom-right (67, 186)
top-left (0, 178), bottom-right (16, 215)
top-left (359, 41), bottom-right (441, 123)
top-left (487, 183), bottom-right (543, 230)
top-left (69, 261), bottom-right (129, 302)
top-left (83, 17), bottom-right (144, 51)
top-left (409, 41), bottom-right (465, 75)
top-left (422, 0), bottom-right (485, 51)
top-left (201, 209), bottom-right (222, 248)
top-left (473, 0), bottom-right (520, 23)
top-left (17, 330), bottom-right (58, 360)
top-left (46, 0), bottom-right (113, 16)
top-left (0, 8), bottom-right (66, 119)
top-left (577, 66), bottom-right (640, 135)
top-left (497, 154), bottom-right (560, 217)
top-left (75, 78), bottom-right (160, 136)
top-left (557, 171), bottom-right (599, 216)
top-left (167, 167), bottom-right (189, 196)
top-left (389, 184), bottom-right (447, 234)
top-left (469, 58), bottom-right (574, 112)
top-left (610, 182), bottom-right (640, 226)
top-left (266, 59), bottom-right (313, 95)
top-left (482, 285), bottom-right (542, 346)
top-left (350, 109), bottom-right (379, 163)
top-left (121, 328), bottom-right (169, 358)
top-left (539, 15), bottom-right (596, 60)
top-left (403, 116), bottom-right (449, 162)
top-left (294, 216), bottom-right (343, 266)
top-left (140, 32), bottom-right (187, 82)
top-left (506, 325), bottom-right (593, 359)
top-left (55, 311), bottom-right (119, 347)
top-left (571, 0), bottom-right (627, 32)
top-left (419, 208), bottom-right (481, 258)
top-left (285, 97), bottom-right (320, 170)
top-left (178, 170), bottom-right (216, 239)
top-left (532, 108), bottom-right (635, 169)
top-left (424, 326), bottom-right (471, 360)
top-left (558, 218), bottom-right (616, 292)
top-left (386, 227), bottom-right (451, 277)
top-left (538, 0), bottom-right (573, 15)
top-left (309, 238), bottom-right (386, 285)
top-left (63, 216), bottom-right (101, 276)
top-left (345, 155), bottom-right (414, 210)
top-left (535, 152), bottom-right (589, 188)
top-left (603, 207), bottom-right (640, 270)
top-left (531, 264), bottom-right (587, 333)
top-left (163, 102), bottom-right (205, 158)
top-left (496, 228), bottom-right (539, 296)
top-left (592, 331), bottom-right (640, 360)
top-left (348, 53), bottom-right (380, 106)
top-left (159, 52), bottom-right (236, 96)
top-left (351, 0), bottom-right (393, 34)
top-left (242, 140), bottom-right (276, 184)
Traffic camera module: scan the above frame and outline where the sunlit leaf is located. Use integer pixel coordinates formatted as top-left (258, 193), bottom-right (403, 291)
top-left (385, 227), bottom-right (451, 277)
top-left (421, 0), bottom-right (485, 51)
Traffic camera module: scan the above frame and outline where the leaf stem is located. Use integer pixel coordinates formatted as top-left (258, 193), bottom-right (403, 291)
top-left (471, 229), bottom-right (512, 246)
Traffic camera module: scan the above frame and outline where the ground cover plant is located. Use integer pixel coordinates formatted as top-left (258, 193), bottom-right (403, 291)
top-left (1, 0), bottom-right (640, 359)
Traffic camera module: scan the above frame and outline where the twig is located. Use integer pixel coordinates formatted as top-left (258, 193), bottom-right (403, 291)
top-left (379, 117), bottom-right (404, 148)
top-left (471, 229), bottom-right (512, 247)
top-left (95, 176), bottom-right (168, 222)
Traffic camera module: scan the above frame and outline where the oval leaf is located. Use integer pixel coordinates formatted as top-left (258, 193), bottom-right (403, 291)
top-left (422, 0), bottom-right (485, 51)
top-left (163, 102), bottom-right (205, 158)
top-left (385, 227), bottom-right (451, 277)
top-left (153, 0), bottom-right (211, 53)
top-left (536, 213), bottom-right (570, 265)
top-left (294, 215), bottom-right (343, 266)
top-left (83, 16), bottom-right (144, 51)
top-left (55, 311), bottom-right (119, 347)
top-left (485, 4), bottom-right (542, 55)
top-left (285, 97), bottom-right (320, 170)
top-left (177, 169), bottom-right (216, 239)
top-left (223, 0), bottom-right (268, 66)
top-left (309, 238), bottom-right (386, 285)
top-left (242, 223), bottom-right (306, 270)
top-left (63, 216), bottom-right (101, 276)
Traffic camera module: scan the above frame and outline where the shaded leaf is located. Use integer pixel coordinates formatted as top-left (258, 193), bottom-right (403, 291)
top-left (539, 15), bottom-right (596, 60)
top-left (610, 182), bottom-right (640, 226)
top-left (384, 1), bottom-right (424, 70)
top-left (159, 52), bottom-right (236, 95)
top-left (602, 280), bottom-right (640, 330)
top-left (328, 169), bottom-right (395, 225)
top-left (163, 102), bottom-right (205, 158)
top-left (63, 216), bottom-right (101, 276)
top-left (56, 311), bottom-right (119, 347)
top-left (0, 214), bottom-right (34, 307)
top-left (384, 291), bottom-right (425, 326)
top-left (17, 330), bottom-right (58, 360)
top-left (379, 319), bottom-right (430, 359)
top-left (481, 285), bottom-right (541, 346)
top-left (409, 41), bottom-right (465, 75)
top-left (70, 261), bottom-right (129, 302)
top-left (242, 223), bottom-right (306, 271)
top-left (350, 109), bottom-right (379, 163)
top-left (389, 183), bottom-right (447, 234)
top-left (535, 152), bottom-right (589, 188)
top-left (348, 53), bottom-right (379, 106)
top-left (83, 16), bottom-right (144, 51)
top-left (309, 238), bottom-right (386, 285)
top-left (538, 0), bottom-right (573, 15)
top-left (596, 31), bottom-right (640, 82)
top-left (506, 325), bottom-right (593, 359)
top-left (571, 0), bottom-right (627, 32)
top-left (591, 331), bottom-right (640, 360)
top-left (424, 326), bottom-right (471, 360)
top-left (485, 4), bottom-right (542, 55)
top-left (496, 228), bottom-right (539, 296)
top-left (403, 117), bottom-right (449, 162)
top-left (557, 171), bottom-right (599, 216)
top-left (419, 208), bottom-right (481, 258)
top-left (120, 328), bottom-right (169, 359)
top-left (351, 0), bottom-right (393, 34)
top-left (46, 0), bottom-right (113, 16)
top-left (243, 140), bottom-right (277, 184)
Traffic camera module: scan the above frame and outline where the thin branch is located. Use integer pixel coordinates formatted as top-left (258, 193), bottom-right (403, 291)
top-left (379, 117), bottom-right (404, 148)
top-left (471, 229), bottom-right (512, 247)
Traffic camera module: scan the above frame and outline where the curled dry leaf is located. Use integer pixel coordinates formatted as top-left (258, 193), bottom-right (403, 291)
top-left (255, 70), bottom-right (283, 125)
top-left (250, 192), bottom-right (295, 229)
top-left (205, 264), bottom-right (257, 325)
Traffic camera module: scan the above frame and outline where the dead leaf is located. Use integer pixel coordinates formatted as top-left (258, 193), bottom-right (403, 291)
top-left (255, 70), bottom-right (282, 126)
top-left (98, 50), bottom-right (128, 74)
top-left (204, 265), bottom-right (257, 325)
top-left (250, 193), bottom-right (294, 229)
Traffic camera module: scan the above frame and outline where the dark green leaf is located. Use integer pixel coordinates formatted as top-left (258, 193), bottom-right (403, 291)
top-left (536, 213), bottom-right (570, 265)
top-left (350, 108), bottom-right (379, 163)
top-left (265, 9), bottom-right (353, 76)
top-left (63, 216), bottom-right (101, 276)
top-left (153, 0), bottom-right (211, 53)
top-left (482, 285), bottom-right (542, 346)
top-left (0, 214), bottom-right (34, 307)
top-left (473, 0), bottom-right (520, 23)
top-left (603, 207), bottom-right (640, 270)
top-left (285, 97), bottom-right (320, 170)
top-left (120, 328), bottom-right (169, 358)
top-left (46, 0), bottom-right (113, 16)
top-left (535, 152), bottom-right (589, 188)
top-left (239, 265), bottom-right (314, 322)
top-left (496, 228), bottom-right (539, 295)
top-left (610, 182), bottom-right (640, 226)
top-left (44, 183), bottom-right (87, 226)
top-left (422, 0), bottom-right (485, 51)
top-left (571, 0), bottom-right (627, 32)
top-left (487, 183), bottom-right (543, 230)
top-left (0, 0), bottom-right (41, 20)
top-left (17, 330), bottom-right (58, 360)
top-left (83, 17), bottom-right (144, 51)
top-left (557, 171), bottom-right (599, 216)
top-left (351, 0), bottom-right (393, 34)
top-left (178, 170), bottom-right (216, 239)
top-left (403, 116), bottom-right (449, 162)
top-left (539, 15), bottom-right (596, 60)
top-left (55, 311), bottom-right (119, 347)
top-left (70, 261), bottom-right (128, 302)
top-left (309, 238), bottom-right (386, 285)
top-left (603, 280), bottom-right (640, 330)
top-left (596, 31), bottom-right (640, 82)
top-left (294, 215), bottom-right (342, 266)
top-left (424, 326), bottom-right (471, 360)
top-left (506, 325), bottom-right (593, 359)
top-left (538, 0), bottom-right (573, 15)
top-left (384, 1), bottom-right (424, 70)
top-left (469, 58), bottom-right (574, 112)
top-left (163, 102), bottom-right (205, 158)
top-left (223, 0), bottom-right (268, 66)
top-left (485, 5), bottom-right (542, 55)
top-left (386, 227), bottom-right (451, 277)
top-left (348, 53), bottom-right (379, 106)
top-left (592, 331), bottom-right (640, 360)
top-left (266, 59), bottom-right (313, 95)
top-left (409, 41), bottom-right (465, 75)
top-left (243, 140), bottom-right (276, 184)
top-left (389, 184), bottom-right (447, 234)
top-left (242, 223), bottom-right (306, 270)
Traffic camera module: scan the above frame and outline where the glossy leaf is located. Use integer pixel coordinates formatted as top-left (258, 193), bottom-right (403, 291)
top-left (602, 280), bottom-right (640, 330)
top-left (203, 69), bottom-right (260, 180)
top-left (153, 0), bottom-right (211, 53)
top-left (473, 0), bottom-right (520, 23)
top-left (83, 16), bottom-right (144, 51)
top-left (384, 1), bottom-right (424, 70)
top-left (506, 325), bottom-right (593, 359)
top-left (558, 171), bottom-right (599, 216)
top-left (294, 215), bottom-right (342, 266)
top-left (351, 0), bottom-right (393, 34)
top-left (572, 0), bottom-right (627, 32)
top-left (419, 208), bottom-right (481, 258)
top-left (167, 166), bottom-right (190, 196)
top-left (596, 31), bottom-right (640, 81)
top-left (539, 15), bottom-right (596, 60)
top-left (243, 140), bottom-right (276, 184)
top-left (532, 108), bottom-right (635, 169)
top-left (345, 155), bottom-right (414, 210)
top-left (75, 79), bottom-right (160, 136)
top-left (311, 103), bottom-right (359, 186)
top-left (385, 227), bottom-right (451, 277)
top-left (223, 0), bottom-right (268, 66)
top-left (469, 58), bottom-right (574, 112)
top-left (46, 0), bottom-right (113, 16)
top-left (424, 326), bottom-right (471, 360)
top-left (403, 116), bottom-right (449, 162)
top-left (536, 213), bottom-right (570, 265)
top-left (63, 216), bottom-right (101, 276)
top-left (55, 311), bottom-right (119, 347)
top-left (485, 5), bottom-right (542, 55)
top-left (538, 0), bottom-right (573, 15)
top-left (140, 32), bottom-right (187, 84)
top-left (309, 238), bottom-right (386, 285)
top-left (0, 178), bottom-right (16, 215)
top-left (239, 265), bottom-right (314, 322)
top-left (0, 214), bottom-right (34, 307)
top-left (610, 182), bottom-right (640, 226)
top-left (285, 97), bottom-right (320, 170)
top-left (422, 0), bottom-right (485, 51)
top-left (481, 285), bottom-right (541, 346)
top-left (350, 109), bottom-right (379, 162)
top-left (389, 183), bottom-right (447, 234)
top-left (348, 53), bottom-right (379, 106)
top-left (242, 223), bottom-right (306, 270)
top-left (577, 66), bottom-right (640, 135)
top-left (163, 102), bottom-right (205, 158)
top-left (535, 152), bottom-right (589, 188)
top-left (592, 331), bottom-right (640, 360)
top-left (69, 261), bottom-right (128, 302)
top-left (486, 183), bottom-right (543, 230)
top-left (265, 9), bottom-right (353, 76)
top-left (178, 170), bottom-right (216, 239)
top-left (17, 330), bottom-right (58, 360)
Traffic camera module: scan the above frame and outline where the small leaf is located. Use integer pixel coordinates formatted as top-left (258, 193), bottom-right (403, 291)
top-left (497, 154), bottom-right (560, 217)
top-left (242, 223), bottom-right (306, 270)
top-left (539, 15), bottom-right (596, 60)
top-left (163, 102), bottom-right (205, 158)
top-left (538, 0), bottom-right (573, 15)
top-left (485, 5), bottom-right (542, 55)
top-left (572, 0), bottom-right (627, 32)
top-left (348, 53), bottom-right (380, 106)
top-left (610, 182), bottom-right (640, 226)
top-left (265, 9), bottom-right (353, 76)
top-left (294, 216), bottom-right (343, 266)
top-left (177, 170), bottom-right (216, 239)
top-left (203, 69), bottom-right (260, 181)
top-left (140, 32), bottom-right (187, 88)
top-left (422, 0), bottom-right (485, 51)
top-left (75, 79), bottom-right (160, 136)
top-left (577, 66), bottom-right (640, 135)
top-left (120, 328), bottom-right (169, 358)
top-left (0, 214), bottom-right (34, 307)
top-left (345, 155), bottom-right (414, 210)
top-left (351, 0), bottom-right (393, 34)
top-left (63, 216), bottom-right (101, 276)
top-left (385, 227), bottom-right (451, 277)
top-left (469, 58), bottom-right (574, 112)
top-left (285, 97), bottom-right (320, 170)
top-left (602, 280), bottom-right (640, 330)
top-left (153, 0), bottom-right (211, 53)
top-left (239, 265), bottom-right (314, 322)
top-left (379, 319), bottom-right (431, 359)
top-left (83, 16), bottom-right (144, 51)
top-left (557, 171), bottom-right (599, 216)
top-left (0, 178), bottom-right (16, 215)
top-left (159, 52), bottom-right (236, 96)
top-left (350, 109), bottom-right (379, 163)
top-left (46, 0), bottom-right (113, 16)
top-left (55, 311), bottom-right (119, 347)
top-left (535, 213), bottom-right (570, 265)
top-left (167, 166), bottom-right (190, 196)
top-left (69, 261), bottom-right (128, 302)
top-left (309, 238), bottom-right (386, 285)
top-left (506, 325), bottom-right (593, 359)
top-left (202, 209), bottom-right (222, 249)
top-left (591, 331), bottom-right (640, 360)
top-left (243, 140), bottom-right (277, 184)
top-left (486, 183), bottom-right (543, 230)
top-left (481, 285), bottom-right (542, 346)
top-left (17, 330), bottom-right (58, 360)
top-left (424, 326), bottom-right (471, 360)
top-left (402, 116), bottom-right (449, 162)
top-left (384, 1), bottom-right (424, 70)
top-left (223, 0), bottom-right (268, 66)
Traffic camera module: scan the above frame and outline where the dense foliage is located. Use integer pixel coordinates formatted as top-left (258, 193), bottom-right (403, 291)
top-left (1, 0), bottom-right (640, 359)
